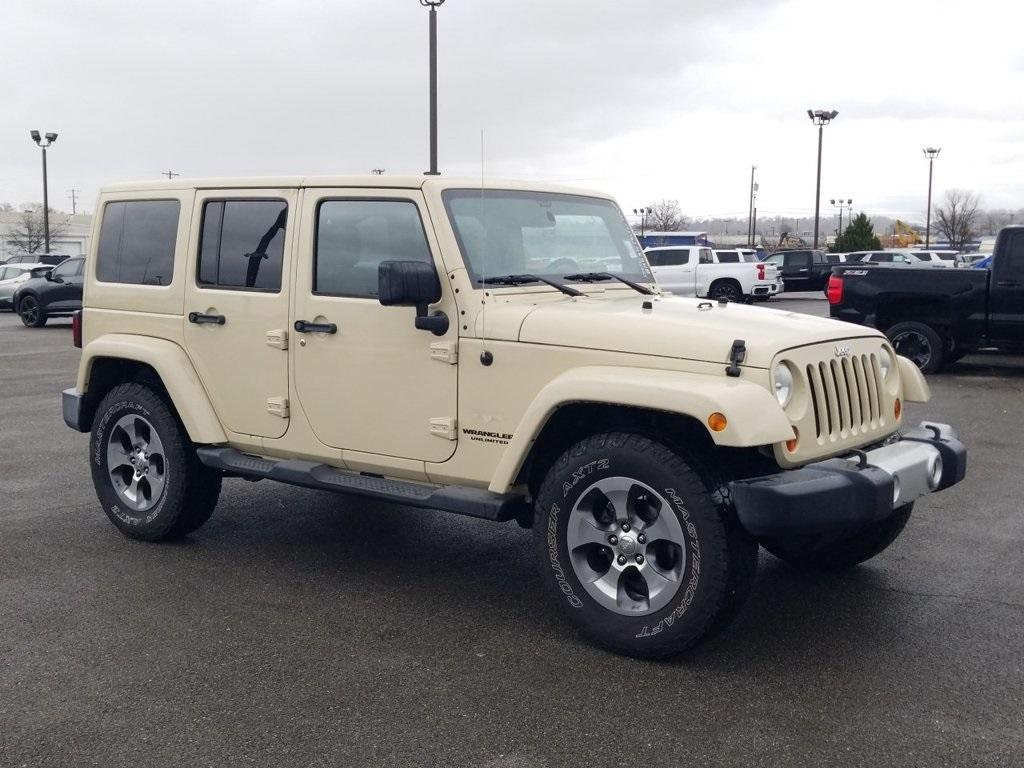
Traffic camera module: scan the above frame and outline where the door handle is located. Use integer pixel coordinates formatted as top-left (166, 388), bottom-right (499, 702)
top-left (294, 319), bottom-right (337, 334)
top-left (188, 312), bottom-right (226, 325)
top-left (996, 280), bottom-right (1020, 287)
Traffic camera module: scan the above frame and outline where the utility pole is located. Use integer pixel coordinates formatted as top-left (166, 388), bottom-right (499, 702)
top-left (807, 109), bottom-right (839, 249)
top-left (747, 165), bottom-right (756, 247)
top-left (420, 0), bottom-right (445, 175)
top-left (162, 170), bottom-right (180, 180)
top-left (923, 147), bottom-right (941, 248)
top-left (67, 188), bottom-right (80, 215)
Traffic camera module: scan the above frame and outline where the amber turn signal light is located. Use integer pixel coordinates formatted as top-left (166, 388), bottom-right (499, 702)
top-left (785, 429), bottom-right (799, 453)
top-left (708, 412), bottom-right (728, 432)
top-left (894, 398), bottom-right (902, 419)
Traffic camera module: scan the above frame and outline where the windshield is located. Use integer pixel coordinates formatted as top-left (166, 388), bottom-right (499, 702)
top-left (443, 189), bottom-right (653, 285)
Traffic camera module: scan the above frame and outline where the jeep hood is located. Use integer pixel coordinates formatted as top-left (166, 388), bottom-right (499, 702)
top-left (480, 294), bottom-right (883, 369)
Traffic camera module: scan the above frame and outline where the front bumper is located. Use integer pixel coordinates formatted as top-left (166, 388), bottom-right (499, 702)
top-left (729, 421), bottom-right (966, 539)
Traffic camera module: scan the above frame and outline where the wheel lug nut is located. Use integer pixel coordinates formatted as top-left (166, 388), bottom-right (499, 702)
top-left (637, 534), bottom-right (646, 544)
top-left (608, 535), bottom-right (618, 545)
top-left (617, 555), bottom-right (627, 565)
top-left (621, 522), bottom-right (630, 532)
top-left (635, 554), bottom-right (644, 564)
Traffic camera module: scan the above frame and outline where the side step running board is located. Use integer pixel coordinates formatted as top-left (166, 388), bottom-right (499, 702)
top-left (196, 447), bottom-right (529, 523)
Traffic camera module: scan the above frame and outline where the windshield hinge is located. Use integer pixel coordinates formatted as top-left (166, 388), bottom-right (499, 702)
top-left (430, 341), bottom-right (458, 364)
top-left (725, 339), bottom-right (746, 378)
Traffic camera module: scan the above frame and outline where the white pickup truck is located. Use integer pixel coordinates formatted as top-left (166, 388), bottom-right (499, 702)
top-left (645, 245), bottom-right (782, 302)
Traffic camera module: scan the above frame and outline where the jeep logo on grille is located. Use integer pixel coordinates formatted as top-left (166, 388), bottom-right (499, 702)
top-left (834, 344), bottom-right (852, 357)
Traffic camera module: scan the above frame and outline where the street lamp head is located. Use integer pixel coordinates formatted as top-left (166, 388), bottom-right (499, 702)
top-left (847, 199), bottom-right (853, 205)
top-left (45, 132), bottom-right (58, 143)
top-left (419, 0), bottom-right (445, 6)
top-left (830, 199), bottom-right (836, 205)
top-left (923, 147), bottom-right (941, 159)
top-left (30, 130), bottom-right (41, 144)
top-left (807, 109), bottom-right (839, 125)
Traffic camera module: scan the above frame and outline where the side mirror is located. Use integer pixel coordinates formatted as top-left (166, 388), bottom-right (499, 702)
top-left (46, 270), bottom-right (59, 282)
top-left (378, 260), bottom-right (449, 336)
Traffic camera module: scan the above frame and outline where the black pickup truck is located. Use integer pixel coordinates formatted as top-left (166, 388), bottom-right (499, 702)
top-left (828, 225), bottom-right (1024, 372)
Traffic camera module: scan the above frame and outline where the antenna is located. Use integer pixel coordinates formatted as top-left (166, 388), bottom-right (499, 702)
top-left (479, 128), bottom-right (492, 366)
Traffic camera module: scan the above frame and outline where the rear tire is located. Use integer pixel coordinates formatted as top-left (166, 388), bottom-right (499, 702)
top-left (709, 280), bottom-right (743, 303)
top-left (887, 321), bottom-right (945, 373)
top-left (89, 383), bottom-right (221, 541)
top-left (18, 295), bottom-right (46, 327)
top-left (533, 432), bottom-right (757, 658)
top-left (761, 504), bottom-right (913, 570)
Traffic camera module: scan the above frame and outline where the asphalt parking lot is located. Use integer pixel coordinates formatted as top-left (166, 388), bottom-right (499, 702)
top-left (2, 298), bottom-right (1022, 767)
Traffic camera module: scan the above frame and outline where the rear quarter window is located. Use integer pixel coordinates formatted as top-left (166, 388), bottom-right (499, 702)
top-left (96, 200), bottom-right (180, 286)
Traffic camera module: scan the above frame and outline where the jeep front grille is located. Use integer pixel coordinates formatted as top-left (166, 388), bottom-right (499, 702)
top-left (804, 354), bottom-right (884, 440)
top-left (774, 339), bottom-right (900, 467)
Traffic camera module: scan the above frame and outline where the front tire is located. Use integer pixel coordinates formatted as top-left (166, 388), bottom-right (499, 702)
top-left (762, 504), bottom-right (913, 570)
top-left (18, 295), bottom-right (46, 327)
top-left (89, 383), bottom-right (222, 541)
top-left (533, 432), bottom-right (757, 658)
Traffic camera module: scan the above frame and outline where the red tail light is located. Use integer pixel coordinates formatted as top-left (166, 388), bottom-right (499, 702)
top-left (826, 275), bottom-right (844, 305)
top-left (72, 310), bottom-right (82, 348)
top-left (756, 263), bottom-right (766, 280)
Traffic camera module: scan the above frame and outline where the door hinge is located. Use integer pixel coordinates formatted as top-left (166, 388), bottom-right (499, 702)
top-left (429, 416), bottom-right (457, 440)
top-left (266, 329), bottom-right (288, 350)
top-left (266, 397), bottom-right (290, 418)
top-left (429, 341), bottom-right (458, 364)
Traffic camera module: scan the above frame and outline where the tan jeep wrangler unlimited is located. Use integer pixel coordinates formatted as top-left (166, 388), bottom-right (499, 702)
top-left (63, 176), bottom-right (966, 657)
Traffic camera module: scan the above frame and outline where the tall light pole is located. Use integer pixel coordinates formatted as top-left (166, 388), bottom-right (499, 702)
top-left (633, 207), bottom-right (651, 238)
top-left (830, 197), bottom-right (853, 239)
top-left (747, 165), bottom-right (757, 247)
top-left (807, 109), bottom-right (838, 249)
top-left (923, 147), bottom-right (941, 247)
top-left (420, 0), bottom-right (445, 176)
top-left (30, 130), bottom-right (58, 253)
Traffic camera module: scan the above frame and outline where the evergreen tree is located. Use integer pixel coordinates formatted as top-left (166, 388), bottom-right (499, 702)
top-left (831, 213), bottom-right (882, 252)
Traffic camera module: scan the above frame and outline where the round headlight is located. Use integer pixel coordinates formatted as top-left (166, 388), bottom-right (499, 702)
top-left (773, 363), bottom-right (793, 408)
top-left (880, 347), bottom-right (894, 379)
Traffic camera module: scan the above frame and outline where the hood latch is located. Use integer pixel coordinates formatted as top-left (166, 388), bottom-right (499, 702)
top-left (726, 339), bottom-right (746, 378)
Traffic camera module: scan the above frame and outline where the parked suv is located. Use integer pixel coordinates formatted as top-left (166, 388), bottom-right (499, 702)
top-left (13, 256), bottom-right (85, 326)
top-left (62, 176), bottom-right (966, 658)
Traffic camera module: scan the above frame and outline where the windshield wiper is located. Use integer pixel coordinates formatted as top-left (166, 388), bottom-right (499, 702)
top-left (478, 274), bottom-right (583, 297)
top-left (562, 272), bottom-right (655, 295)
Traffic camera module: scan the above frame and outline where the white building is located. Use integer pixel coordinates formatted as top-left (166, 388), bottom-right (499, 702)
top-left (0, 211), bottom-right (92, 261)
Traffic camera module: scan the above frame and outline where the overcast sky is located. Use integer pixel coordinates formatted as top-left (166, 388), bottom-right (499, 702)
top-left (4, 0), bottom-right (1022, 224)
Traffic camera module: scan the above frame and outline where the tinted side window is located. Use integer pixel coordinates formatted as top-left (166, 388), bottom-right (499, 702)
top-left (789, 253), bottom-right (811, 268)
top-left (51, 259), bottom-right (80, 280)
top-left (96, 201), bottom-right (179, 286)
top-left (315, 200), bottom-right (431, 298)
top-left (716, 251), bottom-right (739, 263)
top-left (699, 249), bottom-right (714, 264)
top-left (647, 250), bottom-right (689, 266)
top-left (198, 200), bottom-right (287, 291)
top-left (1000, 232), bottom-right (1024, 277)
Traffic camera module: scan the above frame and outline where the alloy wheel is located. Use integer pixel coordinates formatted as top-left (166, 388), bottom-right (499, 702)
top-left (105, 414), bottom-right (168, 513)
top-left (567, 476), bottom-right (687, 616)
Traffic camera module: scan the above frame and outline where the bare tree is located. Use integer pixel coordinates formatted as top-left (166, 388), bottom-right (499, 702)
top-left (646, 199), bottom-right (688, 232)
top-left (3, 205), bottom-right (71, 254)
top-left (933, 190), bottom-right (981, 248)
